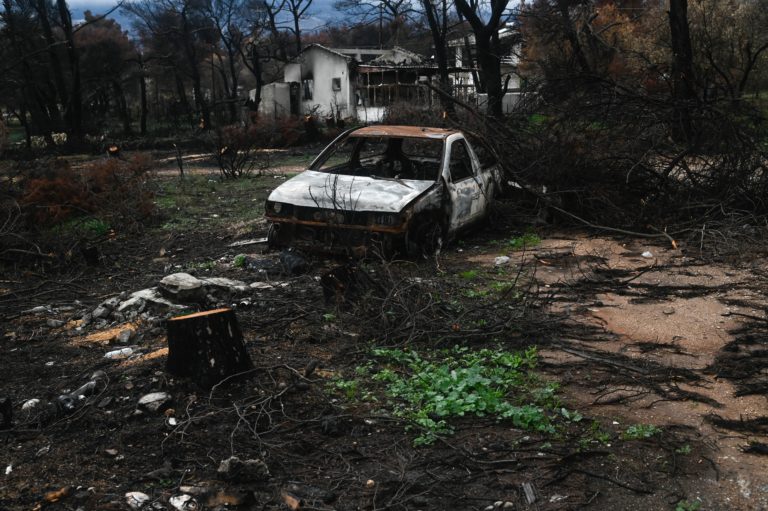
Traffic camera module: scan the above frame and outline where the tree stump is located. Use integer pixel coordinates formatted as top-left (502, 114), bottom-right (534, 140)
top-left (166, 308), bottom-right (254, 389)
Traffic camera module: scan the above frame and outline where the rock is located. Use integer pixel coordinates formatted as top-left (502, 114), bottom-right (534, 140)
top-left (104, 347), bottom-right (133, 360)
top-left (24, 305), bottom-right (50, 314)
top-left (217, 456), bottom-right (270, 482)
top-left (159, 273), bottom-right (205, 302)
top-left (92, 306), bottom-right (110, 319)
top-left (103, 297), bottom-right (121, 309)
top-left (118, 288), bottom-right (185, 312)
top-left (118, 329), bottom-right (134, 344)
top-left (663, 307), bottom-right (675, 315)
top-left (169, 494), bottom-right (196, 511)
top-left (22, 398), bottom-right (41, 411)
top-left (125, 492), bottom-right (150, 510)
top-left (641, 251), bottom-right (653, 258)
top-left (137, 392), bottom-right (172, 413)
top-left (46, 319), bottom-right (65, 328)
top-left (494, 256), bottom-right (511, 266)
top-left (201, 277), bottom-right (249, 294)
top-left (81, 313), bottom-right (93, 326)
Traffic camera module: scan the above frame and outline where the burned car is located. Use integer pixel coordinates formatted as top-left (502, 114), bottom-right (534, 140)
top-left (265, 125), bottom-right (501, 255)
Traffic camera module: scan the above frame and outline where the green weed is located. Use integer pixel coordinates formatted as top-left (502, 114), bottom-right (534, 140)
top-left (622, 424), bottom-right (662, 440)
top-left (507, 232), bottom-right (541, 250)
top-left (233, 254), bottom-right (247, 268)
top-left (362, 346), bottom-right (560, 445)
top-left (675, 500), bottom-right (701, 511)
top-left (458, 270), bottom-right (479, 280)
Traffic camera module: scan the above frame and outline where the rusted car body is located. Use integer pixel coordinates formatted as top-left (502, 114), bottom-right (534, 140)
top-left (265, 125), bottom-right (500, 255)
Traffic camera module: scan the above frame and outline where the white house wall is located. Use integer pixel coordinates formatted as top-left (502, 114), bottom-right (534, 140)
top-left (296, 48), bottom-right (353, 118)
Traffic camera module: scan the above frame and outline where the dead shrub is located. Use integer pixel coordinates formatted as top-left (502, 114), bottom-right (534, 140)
top-left (210, 117), bottom-right (310, 178)
top-left (20, 155), bottom-right (155, 230)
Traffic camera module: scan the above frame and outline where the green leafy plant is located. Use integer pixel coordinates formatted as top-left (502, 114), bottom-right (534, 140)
top-left (80, 218), bottom-right (111, 237)
top-left (675, 444), bottom-right (691, 455)
top-left (365, 346), bottom-right (560, 445)
top-left (622, 424), bottom-right (662, 440)
top-left (322, 313), bottom-right (336, 322)
top-left (233, 254), bottom-right (247, 268)
top-left (675, 499), bottom-right (701, 511)
top-left (458, 270), bottom-right (479, 280)
top-left (463, 288), bottom-right (489, 299)
top-left (508, 232), bottom-right (541, 250)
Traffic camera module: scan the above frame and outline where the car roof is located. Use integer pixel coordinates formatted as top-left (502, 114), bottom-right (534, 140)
top-left (352, 125), bottom-right (459, 140)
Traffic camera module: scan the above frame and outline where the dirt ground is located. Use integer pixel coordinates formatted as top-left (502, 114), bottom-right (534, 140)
top-left (1, 167), bottom-right (767, 511)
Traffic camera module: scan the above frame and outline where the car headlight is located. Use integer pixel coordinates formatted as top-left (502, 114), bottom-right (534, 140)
top-left (266, 201), bottom-right (290, 216)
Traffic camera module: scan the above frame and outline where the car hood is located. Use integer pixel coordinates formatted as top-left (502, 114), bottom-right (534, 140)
top-left (268, 170), bottom-right (435, 213)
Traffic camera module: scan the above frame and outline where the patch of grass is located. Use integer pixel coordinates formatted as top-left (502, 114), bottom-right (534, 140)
top-left (675, 444), bottom-right (691, 455)
top-left (458, 269), bottom-right (479, 280)
top-left (233, 254), bottom-right (247, 268)
top-left (622, 423), bottom-right (662, 440)
top-left (675, 500), bottom-right (701, 511)
top-left (154, 174), bottom-right (274, 231)
top-left (52, 217), bottom-right (111, 238)
top-left (331, 346), bottom-right (565, 446)
top-left (80, 218), bottom-right (111, 237)
top-left (508, 232), bottom-right (541, 250)
top-left (188, 260), bottom-right (215, 271)
top-left (463, 288), bottom-right (488, 299)
top-left (578, 420), bottom-right (611, 450)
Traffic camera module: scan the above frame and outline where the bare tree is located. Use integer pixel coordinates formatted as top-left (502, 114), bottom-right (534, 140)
top-left (420, 0), bottom-right (453, 113)
top-left (127, 0), bottom-right (216, 130)
top-left (285, 0), bottom-right (312, 54)
top-left (453, 0), bottom-right (514, 118)
top-left (334, 0), bottom-right (414, 45)
top-left (668, 0), bottom-right (696, 141)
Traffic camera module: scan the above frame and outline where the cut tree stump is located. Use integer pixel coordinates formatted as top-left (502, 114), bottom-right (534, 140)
top-left (166, 308), bottom-right (253, 389)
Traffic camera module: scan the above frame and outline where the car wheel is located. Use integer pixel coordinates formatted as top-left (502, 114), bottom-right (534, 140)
top-left (405, 214), bottom-right (445, 258)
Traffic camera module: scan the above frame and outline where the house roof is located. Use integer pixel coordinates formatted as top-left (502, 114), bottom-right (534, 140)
top-left (369, 47), bottom-right (425, 66)
top-left (352, 125), bottom-right (458, 139)
top-left (301, 44), bottom-right (353, 61)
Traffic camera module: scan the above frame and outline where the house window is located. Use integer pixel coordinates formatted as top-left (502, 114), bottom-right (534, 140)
top-left (332, 77), bottom-right (341, 91)
top-left (302, 79), bottom-right (314, 100)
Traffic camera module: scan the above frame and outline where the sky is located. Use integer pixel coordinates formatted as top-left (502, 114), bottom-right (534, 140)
top-left (66, 0), bottom-right (339, 31)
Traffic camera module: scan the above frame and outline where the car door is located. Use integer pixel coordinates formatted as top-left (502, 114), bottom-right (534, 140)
top-left (445, 138), bottom-right (483, 231)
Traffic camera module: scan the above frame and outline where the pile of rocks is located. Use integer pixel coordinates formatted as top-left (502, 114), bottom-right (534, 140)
top-left (84, 273), bottom-right (288, 325)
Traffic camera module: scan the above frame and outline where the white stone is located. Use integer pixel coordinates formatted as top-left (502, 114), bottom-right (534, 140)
top-left (125, 491), bottom-right (150, 510)
top-left (159, 273), bottom-right (205, 301)
top-left (494, 256), bottom-right (511, 266)
top-left (137, 392), bottom-right (171, 413)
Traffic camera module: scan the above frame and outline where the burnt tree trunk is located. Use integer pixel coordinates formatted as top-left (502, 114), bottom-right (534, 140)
top-left (668, 0), bottom-right (697, 142)
top-left (166, 308), bottom-right (253, 389)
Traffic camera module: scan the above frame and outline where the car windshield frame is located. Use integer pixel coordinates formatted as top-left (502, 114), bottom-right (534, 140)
top-left (308, 131), bottom-right (446, 183)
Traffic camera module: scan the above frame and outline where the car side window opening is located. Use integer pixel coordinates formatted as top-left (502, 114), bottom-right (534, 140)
top-left (449, 140), bottom-right (474, 181)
